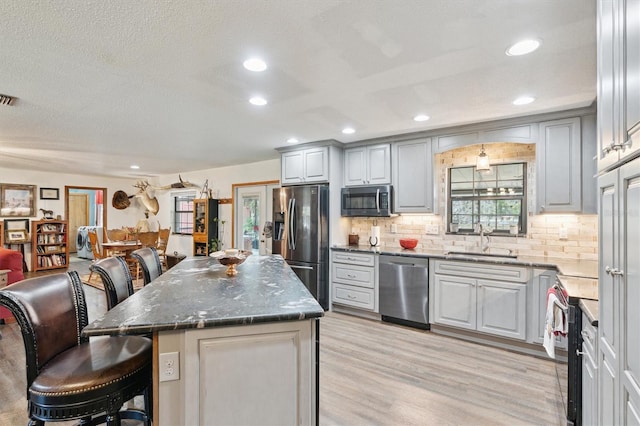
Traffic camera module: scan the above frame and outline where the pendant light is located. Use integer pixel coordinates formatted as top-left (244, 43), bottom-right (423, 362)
top-left (476, 145), bottom-right (490, 171)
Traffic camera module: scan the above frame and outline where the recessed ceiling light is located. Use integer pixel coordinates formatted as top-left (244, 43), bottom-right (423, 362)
top-left (413, 114), bottom-right (430, 122)
top-left (243, 58), bottom-right (267, 72)
top-left (513, 96), bottom-right (535, 105)
top-left (342, 127), bottom-right (355, 135)
top-left (287, 138), bottom-right (299, 144)
top-left (249, 96), bottom-right (267, 106)
top-left (506, 39), bottom-right (541, 56)
top-left (130, 165), bottom-right (140, 170)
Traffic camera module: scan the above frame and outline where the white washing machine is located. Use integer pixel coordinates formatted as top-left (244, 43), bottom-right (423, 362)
top-left (83, 226), bottom-right (104, 260)
top-left (76, 226), bottom-right (90, 259)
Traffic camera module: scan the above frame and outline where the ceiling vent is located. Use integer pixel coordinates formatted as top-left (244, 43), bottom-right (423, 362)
top-left (0, 94), bottom-right (15, 106)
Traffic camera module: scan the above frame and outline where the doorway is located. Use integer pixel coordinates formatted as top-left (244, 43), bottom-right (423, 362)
top-left (232, 181), bottom-right (279, 255)
top-left (65, 186), bottom-right (107, 254)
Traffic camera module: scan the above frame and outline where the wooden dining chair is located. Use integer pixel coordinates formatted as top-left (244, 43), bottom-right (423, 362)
top-left (137, 231), bottom-right (159, 249)
top-left (0, 271), bottom-right (152, 425)
top-left (87, 229), bottom-right (106, 283)
top-left (156, 227), bottom-right (171, 269)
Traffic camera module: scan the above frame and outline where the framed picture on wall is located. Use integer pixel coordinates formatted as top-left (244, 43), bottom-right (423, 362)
top-left (4, 218), bottom-right (30, 232)
top-left (40, 187), bottom-right (59, 200)
top-left (6, 229), bottom-right (28, 243)
top-left (0, 184), bottom-right (36, 217)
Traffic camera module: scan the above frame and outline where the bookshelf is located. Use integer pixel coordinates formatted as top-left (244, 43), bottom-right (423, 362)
top-left (193, 198), bottom-right (219, 256)
top-left (32, 220), bottom-right (69, 271)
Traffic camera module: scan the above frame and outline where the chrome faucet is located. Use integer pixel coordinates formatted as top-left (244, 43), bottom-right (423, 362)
top-left (474, 223), bottom-right (492, 252)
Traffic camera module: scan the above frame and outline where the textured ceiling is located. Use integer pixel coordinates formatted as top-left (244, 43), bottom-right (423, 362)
top-left (0, 0), bottom-right (596, 178)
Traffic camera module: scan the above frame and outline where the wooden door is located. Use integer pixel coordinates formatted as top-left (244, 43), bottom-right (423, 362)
top-left (68, 194), bottom-right (89, 253)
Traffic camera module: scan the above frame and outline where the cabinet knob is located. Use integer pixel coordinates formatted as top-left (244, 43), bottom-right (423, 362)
top-left (576, 349), bottom-right (584, 357)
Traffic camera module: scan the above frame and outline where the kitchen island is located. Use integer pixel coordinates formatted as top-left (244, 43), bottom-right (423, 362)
top-left (83, 254), bottom-right (324, 426)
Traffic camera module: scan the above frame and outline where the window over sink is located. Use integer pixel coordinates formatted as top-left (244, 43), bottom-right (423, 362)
top-left (448, 162), bottom-right (527, 235)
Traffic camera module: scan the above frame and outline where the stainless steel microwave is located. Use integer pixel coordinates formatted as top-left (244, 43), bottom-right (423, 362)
top-left (341, 185), bottom-right (393, 217)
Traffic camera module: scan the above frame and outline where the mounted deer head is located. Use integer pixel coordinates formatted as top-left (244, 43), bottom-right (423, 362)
top-left (132, 180), bottom-right (159, 215)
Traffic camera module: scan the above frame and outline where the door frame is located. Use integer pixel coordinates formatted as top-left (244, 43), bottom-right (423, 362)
top-left (64, 186), bottom-right (108, 241)
top-left (231, 180), bottom-right (279, 250)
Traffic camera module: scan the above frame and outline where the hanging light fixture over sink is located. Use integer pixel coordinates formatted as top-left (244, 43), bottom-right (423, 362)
top-left (476, 144), bottom-right (490, 171)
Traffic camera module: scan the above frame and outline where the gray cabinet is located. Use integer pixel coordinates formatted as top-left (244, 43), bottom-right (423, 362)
top-left (344, 144), bottom-right (390, 186)
top-left (597, 157), bottom-right (640, 424)
top-left (537, 118), bottom-right (582, 213)
top-left (433, 260), bottom-right (528, 341)
top-left (281, 147), bottom-right (329, 185)
top-left (582, 312), bottom-right (598, 426)
top-left (392, 138), bottom-right (434, 213)
top-left (331, 251), bottom-right (377, 311)
top-left (598, 0), bottom-right (640, 172)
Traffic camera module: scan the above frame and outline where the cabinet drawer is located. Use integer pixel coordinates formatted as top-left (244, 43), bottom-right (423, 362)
top-left (333, 284), bottom-right (375, 310)
top-left (581, 312), bottom-right (598, 358)
top-left (332, 263), bottom-right (374, 288)
top-left (332, 251), bottom-right (375, 267)
top-left (434, 260), bottom-right (529, 282)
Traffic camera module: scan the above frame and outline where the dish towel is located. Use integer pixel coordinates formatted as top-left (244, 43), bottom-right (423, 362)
top-left (543, 287), bottom-right (568, 359)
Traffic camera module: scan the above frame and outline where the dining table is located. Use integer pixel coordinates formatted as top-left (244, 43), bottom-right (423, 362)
top-left (102, 240), bottom-right (142, 257)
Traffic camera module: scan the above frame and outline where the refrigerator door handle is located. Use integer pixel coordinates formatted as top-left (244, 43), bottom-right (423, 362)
top-left (290, 198), bottom-right (297, 250)
top-left (287, 198), bottom-right (293, 250)
top-left (376, 188), bottom-right (380, 213)
top-left (289, 265), bottom-right (314, 270)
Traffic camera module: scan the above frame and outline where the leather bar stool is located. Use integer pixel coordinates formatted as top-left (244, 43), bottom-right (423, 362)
top-left (130, 247), bottom-right (163, 285)
top-left (0, 271), bottom-right (152, 425)
top-left (90, 256), bottom-right (136, 310)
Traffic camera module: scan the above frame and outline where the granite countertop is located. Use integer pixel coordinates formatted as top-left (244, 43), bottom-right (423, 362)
top-left (556, 275), bottom-right (599, 302)
top-left (580, 299), bottom-right (599, 326)
top-left (83, 255), bottom-right (324, 337)
top-left (332, 245), bottom-right (598, 278)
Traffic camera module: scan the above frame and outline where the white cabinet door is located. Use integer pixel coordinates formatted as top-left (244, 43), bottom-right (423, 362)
top-left (597, 0), bottom-right (621, 172)
top-left (621, 0), bottom-right (640, 164)
top-left (392, 138), bottom-right (434, 213)
top-left (619, 158), bottom-right (640, 424)
top-left (583, 349), bottom-right (597, 426)
top-left (303, 147), bottom-right (329, 182)
top-left (433, 275), bottom-right (476, 330)
top-left (537, 117), bottom-right (582, 213)
top-left (366, 144), bottom-right (391, 185)
top-left (598, 169), bottom-right (619, 426)
top-left (344, 147), bottom-right (367, 186)
top-left (281, 147), bottom-right (329, 185)
top-left (343, 144), bottom-right (390, 186)
top-left (476, 279), bottom-right (526, 341)
top-left (281, 151), bottom-right (304, 184)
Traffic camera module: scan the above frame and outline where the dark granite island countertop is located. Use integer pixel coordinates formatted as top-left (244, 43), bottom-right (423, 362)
top-left (83, 254), bottom-right (324, 337)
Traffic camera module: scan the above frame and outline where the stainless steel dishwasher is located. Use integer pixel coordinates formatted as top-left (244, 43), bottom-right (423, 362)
top-left (379, 255), bottom-right (429, 329)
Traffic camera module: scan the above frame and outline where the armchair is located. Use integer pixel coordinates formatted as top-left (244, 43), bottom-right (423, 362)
top-left (0, 247), bottom-right (25, 321)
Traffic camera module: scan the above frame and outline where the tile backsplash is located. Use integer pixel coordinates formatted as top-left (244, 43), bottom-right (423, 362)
top-left (349, 143), bottom-right (598, 261)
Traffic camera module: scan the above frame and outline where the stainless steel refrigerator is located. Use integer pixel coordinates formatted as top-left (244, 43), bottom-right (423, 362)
top-left (273, 185), bottom-right (329, 310)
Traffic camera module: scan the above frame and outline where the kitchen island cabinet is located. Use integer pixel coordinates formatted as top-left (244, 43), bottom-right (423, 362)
top-left (83, 255), bottom-right (323, 426)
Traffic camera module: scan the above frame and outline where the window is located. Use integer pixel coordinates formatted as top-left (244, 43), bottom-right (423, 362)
top-left (173, 193), bottom-right (195, 234)
top-left (448, 162), bottom-right (527, 235)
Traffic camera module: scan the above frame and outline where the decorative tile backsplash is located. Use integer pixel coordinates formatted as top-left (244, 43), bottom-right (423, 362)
top-left (349, 143), bottom-right (598, 261)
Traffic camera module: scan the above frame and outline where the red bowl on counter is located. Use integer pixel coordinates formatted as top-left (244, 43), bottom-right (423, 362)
top-left (399, 238), bottom-right (418, 249)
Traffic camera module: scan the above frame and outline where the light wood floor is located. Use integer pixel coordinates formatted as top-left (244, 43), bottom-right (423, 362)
top-left (1, 259), bottom-right (567, 425)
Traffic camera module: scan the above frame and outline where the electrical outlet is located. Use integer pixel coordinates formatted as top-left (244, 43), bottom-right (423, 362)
top-left (159, 352), bottom-right (180, 382)
top-left (426, 225), bottom-right (439, 235)
top-left (559, 227), bottom-right (568, 240)
top-left (390, 224), bottom-right (398, 234)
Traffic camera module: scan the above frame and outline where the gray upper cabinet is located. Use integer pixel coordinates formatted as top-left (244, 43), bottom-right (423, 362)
top-left (537, 117), bottom-right (582, 213)
top-left (434, 123), bottom-right (538, 153)
top-left (344, 144), bottom-right (390, 186)
top-left (598, 0), bottom-right (640, 172)
top-left (392, 138), bottom-right (433, 213)
top-left (281, 147), bottom-right (329, 185)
